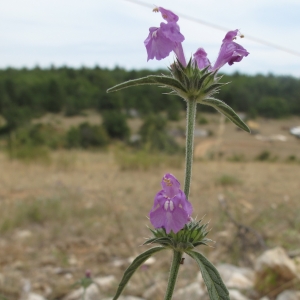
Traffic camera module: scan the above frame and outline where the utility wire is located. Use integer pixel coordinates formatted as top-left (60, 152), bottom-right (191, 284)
top-left (124, 0), bottom-right (300, 58)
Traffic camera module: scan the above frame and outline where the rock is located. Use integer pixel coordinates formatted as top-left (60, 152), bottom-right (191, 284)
top-left (276, 290), bottom-right (300, 300)
top-left (228, 289), bottom-right (250, 300)
top-left (103, 297), bottom-right (144, 300)
top-left (19, 280), bottom-right (46, 300)
top-left (255, 247), bottom-right (298, 278)
top-left (142, 281), bottom-right (165, 299)
top-left (216, 263), bottom-right (255, 290)
top-left (15, 230), bottom-right (33, 240)
top-left (94, 275), bottom-right (116, 291)
top-left (293, 256), bottom-right (300, 275)
top-left (20, 293), bottom-right (46, 300)
top-left (63, 276), bottom-right (115, 300)
top-left (173, 282), bottom-right (205, 300)
top-left (63, 285), bottom-right (99, 300)
top-left (254, 247), bottom-right (299, 296)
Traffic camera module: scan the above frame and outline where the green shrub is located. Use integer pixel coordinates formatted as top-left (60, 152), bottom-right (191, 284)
top-left (227, 153), bottom-right (246, 162)
top-left (139, 114), bottom-right (180, 154)
top-left (258, 97), bottom-right (289, 118)
top-left (8, 144), bottom-right (51, 164)
top-left (102, 111), bottom-right (130, 140)
top-left (65, 122), bottom-right (109, 149)
top-left (285, 155), bottom-right (297, 163)
top-left (10, 123), bottom-right (64, 149)
top-left (198, 115), bottom-right (209, 125)
top-left (5, 124), bottom-right (64, 162)
top-left (215, 174), bottom-right (241, 186)
top-left (255, 150), bottom-right (277, 162)
top-left (114, 149), bottom-right (183, 171)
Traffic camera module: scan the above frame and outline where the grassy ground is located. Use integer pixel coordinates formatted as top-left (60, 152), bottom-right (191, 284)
top-left (0, 113), bottom-right (300, 299)
top-left (0, 151), bottom-right (300, 299)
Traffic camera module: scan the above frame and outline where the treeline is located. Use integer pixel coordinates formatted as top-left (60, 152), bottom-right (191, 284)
top-left (0, 66), bottom-right (300, 130)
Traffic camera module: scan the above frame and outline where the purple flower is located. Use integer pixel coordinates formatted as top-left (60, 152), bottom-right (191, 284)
top-left (157, 6), bottom-right (179, 23)
top-left (144, 7), bottom-right (186, 66)
top-left (212, 29), bottom-right (249, 71)
top-left (193, 48), bottom-right (211, 70)
top-left (144, 7), bottom-right (249, 71)
top-left (149, 173), bottom-right (192, 234)
top-left (193, 30), bottom-right (249, 71)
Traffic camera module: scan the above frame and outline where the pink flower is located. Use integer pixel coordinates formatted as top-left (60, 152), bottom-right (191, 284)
top-left (144, 7), bottom-right (186, 66)
top-left (211, 29), bottom-right (249, 71)
top-left (149, 173), bottom-right (192, 234)
top-left (145, 7), bottom-right (249, 71)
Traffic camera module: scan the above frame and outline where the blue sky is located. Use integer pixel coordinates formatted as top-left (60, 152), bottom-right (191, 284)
top-left (1, 0), bottom-right (300, 77)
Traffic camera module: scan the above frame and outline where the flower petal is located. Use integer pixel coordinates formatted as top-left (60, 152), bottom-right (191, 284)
top-left (160, 22), bottom-right (184, 43)
top-left (161, 173), bottom-right (180, 198)
top-left (158, 7), bottom-right (179, 23)
top-left (193, 48), bottom-right (211, 70)
top-left (149, 190), bottom-right (166, 213)
top-left (177, 190), bottom-right (193, 216)
top-left (144, 27), bottom-right (175, 61)
top-left (164, 207), bottom-right (189, 233)
top-left (212, 30), bottom-right (249, 71)
top-left (222, 29), bottom-right (239, 42)
top-left (149, 206), bottom-right (166, 229)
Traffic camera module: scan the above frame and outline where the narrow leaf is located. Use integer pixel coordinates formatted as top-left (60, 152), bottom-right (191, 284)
top-left (204, 83), bottom-right (227, 94)
top-left (143, 237), bottom-right (173, 246)
top-left (186, 250), bottom-right (230, 300)
top-left (107, 75), bottom-right (187, 93)
top-left (196, 71), bottom-right (212, 91)
top-left (201, 98), bottom-right (250, 132)
top-left (113, 246), bottom-right (165, 300)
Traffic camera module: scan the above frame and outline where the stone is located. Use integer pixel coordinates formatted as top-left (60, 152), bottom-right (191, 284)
top-left (21, 293), bottom-right (46, 300)
top-left (276, 290), bottom-right (300, 300)
top-left (15, 230), bottom-right (33, 240)
top-left (63, 276), bottom-right (116, 300)
top-left (216, 263), bottom-right (255, 290)
top-left (63, 285), bottom-right (99, 300)
top-left (254, 247), bottom-right (299, 296)
top-left (94, 275), bottom-right (116, 291)
top-left (142, 281), bottom-right (165, 299)
top-left (102, 297), bottom-right (144, 300)
top-left (228, 289), bottom-right (250, 300)
top-left (255, 247), bottom-right (298, 279)
top-left (173, 282), bottom-right (205, 300)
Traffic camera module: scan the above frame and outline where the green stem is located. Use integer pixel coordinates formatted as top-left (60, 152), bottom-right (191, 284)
top-left (164, 250), bottom-right (183, 300)
top-left (184, 98), bottom-right (197, 198)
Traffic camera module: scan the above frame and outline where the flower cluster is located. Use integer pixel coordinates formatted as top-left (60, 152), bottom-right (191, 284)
top-left (149, 173), bottom-right (192, 233)
top-left (144, 7), bottom-right (249, 71)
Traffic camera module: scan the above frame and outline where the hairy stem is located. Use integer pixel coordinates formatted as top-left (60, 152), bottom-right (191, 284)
top-left (184, 98), bottom-right (197, 198)
top-left (164, 250), bottom-right (183, 300)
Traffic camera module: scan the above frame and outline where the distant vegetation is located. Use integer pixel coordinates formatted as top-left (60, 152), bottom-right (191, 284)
top-left (0, 66), bottom-right (300, 157)
top-left (0, 66), bottom-right (300, 125)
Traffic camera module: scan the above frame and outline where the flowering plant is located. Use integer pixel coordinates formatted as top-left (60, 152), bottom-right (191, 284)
top-left (107, 6), bottom-right (250, 300)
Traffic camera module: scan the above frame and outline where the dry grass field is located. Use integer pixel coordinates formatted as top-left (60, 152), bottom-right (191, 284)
top-left (0, 114), bottom-right (300, 299)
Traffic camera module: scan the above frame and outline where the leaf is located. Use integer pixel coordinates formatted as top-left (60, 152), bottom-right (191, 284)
top-left (107, 75), bottom-right (187, 94)
top-left (186, 250), bottom-right (230, 300)
top-left (201, 98), bottom-right (250, 133)
top-left (143, 237), bottom-right (173, 246)
top-left (204, 83), bottom-right (227, 94)
top-left (112, 246), bottom-right (165, 300)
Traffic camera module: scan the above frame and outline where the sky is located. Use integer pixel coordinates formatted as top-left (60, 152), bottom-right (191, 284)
top-left (1, 0), bottom-right (300, 77)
